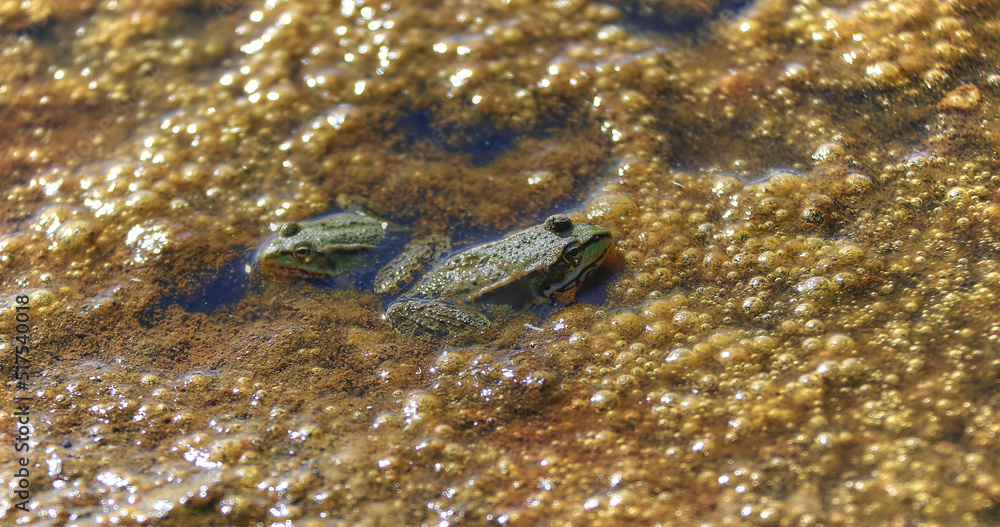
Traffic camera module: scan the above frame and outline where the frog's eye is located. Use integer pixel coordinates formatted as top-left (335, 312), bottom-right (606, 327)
top-left (280, 222), bottom-right (301, 237)
top-left (292, 242), bottom-right (312, 260)
top-left (562, 242), bottom-right (581, 262)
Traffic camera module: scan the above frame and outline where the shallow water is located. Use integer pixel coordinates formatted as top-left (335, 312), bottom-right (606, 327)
top-left (3, 0), bottom-right (1000, 524)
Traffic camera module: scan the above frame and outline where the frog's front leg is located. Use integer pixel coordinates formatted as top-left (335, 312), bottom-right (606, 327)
top-left (374, 234), bottom-right (451, 295)
top-left (384, 298), bottom-right (490, 339)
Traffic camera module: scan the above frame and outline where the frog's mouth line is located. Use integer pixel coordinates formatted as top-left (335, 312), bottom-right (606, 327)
top-left (544, 243), bottom-right (613, 298)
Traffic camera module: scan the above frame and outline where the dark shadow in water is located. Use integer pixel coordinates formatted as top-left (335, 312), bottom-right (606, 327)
top-left (615, 0), bottom-right (756, 36)
top-left (139, 255), bottom-right (257, 326)
top-left (394, 110), bottom-right (518, 166)
top-left (463, 126), bottom-right (518, 166)
top-left (395, 109), bottom-right (435, 141)
top-left (572, 262), bottom-right (619, 307)
top-left (154, 256), bottom-right (254, 316)
top-left (11, 20), bottom-right (58, 43)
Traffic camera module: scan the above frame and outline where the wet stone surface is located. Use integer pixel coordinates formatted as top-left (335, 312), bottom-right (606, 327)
top-left (2, 0), bottom-right (1000, 525)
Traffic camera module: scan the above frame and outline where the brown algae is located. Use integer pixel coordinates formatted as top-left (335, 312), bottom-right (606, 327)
top-left (2, 0), bottom-right (1000, 525)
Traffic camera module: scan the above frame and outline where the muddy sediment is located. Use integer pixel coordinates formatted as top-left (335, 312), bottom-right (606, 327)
top-left (2, 0), bottom-right (1000, 524)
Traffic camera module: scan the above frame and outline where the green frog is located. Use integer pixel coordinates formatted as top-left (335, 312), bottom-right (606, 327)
top-left (257, 212), bottom-right (451, 289)
top-left (384, 214), bottom-right (614, 339)
top-left (257, 212), bottom-right (393, 280)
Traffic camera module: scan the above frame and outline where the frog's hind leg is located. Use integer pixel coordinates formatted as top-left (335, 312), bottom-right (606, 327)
top-left (384, 299), bottom-right (490, 339)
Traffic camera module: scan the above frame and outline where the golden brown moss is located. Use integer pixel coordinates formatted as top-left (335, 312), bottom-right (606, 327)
top-left (3, 0), bottom-right (1000, 524)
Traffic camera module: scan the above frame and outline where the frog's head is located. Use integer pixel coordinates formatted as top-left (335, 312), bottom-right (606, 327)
top-left (257, 220), bottom-right (369, 279)
top-left (540, 214), bottom-right (615, 298)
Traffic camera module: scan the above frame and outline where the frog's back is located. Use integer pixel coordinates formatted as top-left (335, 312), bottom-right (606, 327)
top-left (404, 230), bottom-right (559, 304)
top-left (310, 214), bottom-right (387, 247)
